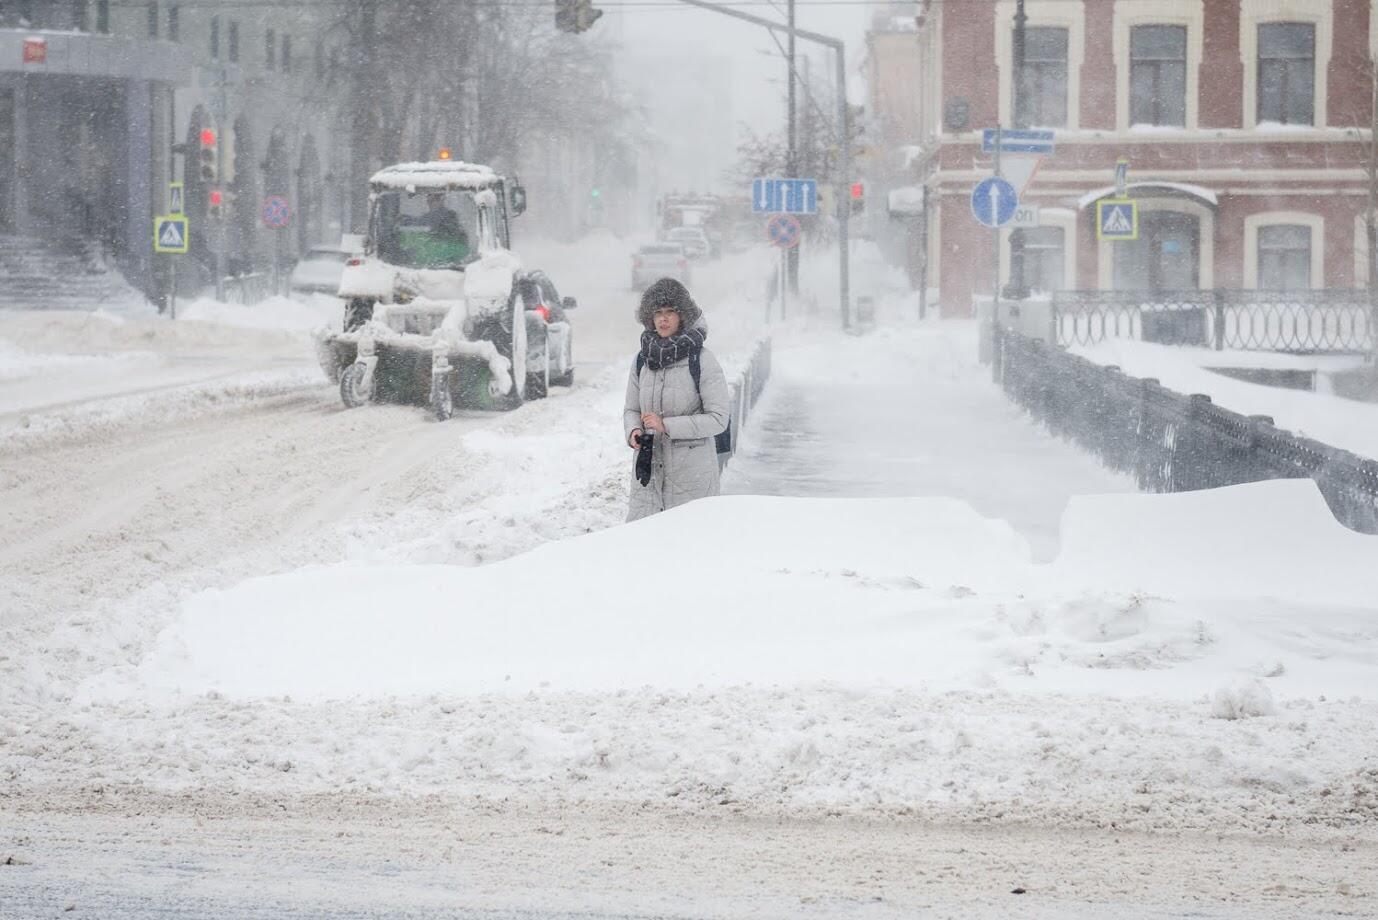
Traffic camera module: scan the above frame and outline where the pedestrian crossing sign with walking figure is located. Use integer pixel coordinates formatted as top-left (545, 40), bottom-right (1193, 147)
top-left (154, 214), bottom-right (189, 253)
top-left (1097, 199), bottom-right (1138, 241)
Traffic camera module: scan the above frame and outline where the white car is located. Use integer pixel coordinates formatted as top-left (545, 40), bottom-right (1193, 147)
top-left (664, 226), bottom-right (712, 260)
top-left (289, 243), bottom-right (359, 297)
top-left (632, 244), bottom-right (691, 290)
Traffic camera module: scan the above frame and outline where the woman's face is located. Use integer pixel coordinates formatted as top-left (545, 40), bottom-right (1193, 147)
top-left (653, 307), bottom-right (681, 337)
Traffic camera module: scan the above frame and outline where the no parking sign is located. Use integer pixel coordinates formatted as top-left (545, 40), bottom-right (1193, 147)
top-left (767, 214), bottom-right (802, 249)
top-left (261, 195), bottom-right (292, 229)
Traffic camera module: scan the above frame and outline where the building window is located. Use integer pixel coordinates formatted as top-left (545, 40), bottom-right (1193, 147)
top-left (1258, 224), bottom-right (1312, 289)
top-left (266, 28), bottom-right (276, 69)
top-left (228, 21), bottom-right (239, 63)
top-left (147, 2), bottom-right (158, 39)
top-left (282, 35), bottom-right (291, 72)
top-left (1258, 23), bottom-right (1315, 125)
top-left (1014, 27), bottom-right (1069, 128)
top-left (95, 0), bottom-right (108, 33)
top-left (210, 15), bottom-right (219, 59)
top-left (1129, 25), bottom-right (1186, 126)
top-left (1011, 227), bottom-right (1065, 293)
top-left (168, 4), bottom-right (178, 41)
top-left (72, 0), bottom-right (87, 31)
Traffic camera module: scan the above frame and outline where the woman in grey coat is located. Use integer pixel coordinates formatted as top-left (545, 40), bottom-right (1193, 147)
top-left (624, 278), bottom-right (731, 522)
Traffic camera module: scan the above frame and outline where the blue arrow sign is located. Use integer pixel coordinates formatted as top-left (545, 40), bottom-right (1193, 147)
top-left (970, 176), bottom-right (1018, 228)
top-left (982, 128), bottom-right (1055, 155)
top-left (752, 177), bottom-right (818, 214)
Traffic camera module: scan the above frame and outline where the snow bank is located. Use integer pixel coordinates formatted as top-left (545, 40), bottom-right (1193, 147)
top-left (1073, 338), bottom-right (1378, 460)
top-left (177, 294), bottom-right (342, 332)
top-left (108, 480), bottom-right (1378, 705)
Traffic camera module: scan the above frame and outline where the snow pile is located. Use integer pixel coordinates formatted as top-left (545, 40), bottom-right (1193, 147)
top-left (1073, 338), bottom-right (1378, 460)
top-left (1211, 681), bottom-right (1277, 720)
top-left (102, 479), bottom-right (1377, 704)
top-left (177, 293), bottom-right (342, 332)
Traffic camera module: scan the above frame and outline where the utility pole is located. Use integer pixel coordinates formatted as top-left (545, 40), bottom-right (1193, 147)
top-left (1009, 0), bottom-right (1028, 297)
top-left (348, 0), bottom-right (378, 233)
top-left (786, 0), bottom-right (799, 295)
top-left (673, 0), bottom-right (851, 328)
top-left (1369, 55), bottom-right (1378, 364)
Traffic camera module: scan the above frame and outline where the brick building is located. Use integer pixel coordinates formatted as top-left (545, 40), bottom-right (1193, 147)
top-left (908, 0), bottom-right (1378, 316)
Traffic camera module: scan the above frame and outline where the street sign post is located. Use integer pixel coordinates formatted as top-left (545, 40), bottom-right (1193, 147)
top-left (154, 214), bottom-right (189, 320)
top-left (767, 214), bottom-right (802, 322)
top-left (970, 176), bottom-right (1018, 228)
top-left (752, 177), bottom-right (818, 214)
top-left (1115, 158), bottom-right (1130, 198)
top-left (1097, 199), bottom-right (1138, 241)
top-left (168, 181), bottom-right (184, 215)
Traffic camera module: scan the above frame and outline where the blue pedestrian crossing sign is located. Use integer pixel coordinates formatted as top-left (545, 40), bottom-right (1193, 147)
top-left (970, 176), bottom-right (1018, 228)
top-left (1097, 199), bottom-right (1138, 241)
top-left (153, 214), bottom-right (189, 253)
top-left (752, 177), bottom-right (818, 214)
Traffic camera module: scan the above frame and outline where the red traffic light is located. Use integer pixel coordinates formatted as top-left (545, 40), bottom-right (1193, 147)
top-left (850, 182), bottom-right (864, 200)
top-left (209, 189), bottom-right (223, 206)
top-left (200, 129), bottom-right (216, 147)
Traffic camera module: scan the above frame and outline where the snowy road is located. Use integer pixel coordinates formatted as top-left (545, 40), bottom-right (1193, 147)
top-left (3, 239), bottom-right (1376, 919)
top-left (3, 793), bottom-right (1369, 920)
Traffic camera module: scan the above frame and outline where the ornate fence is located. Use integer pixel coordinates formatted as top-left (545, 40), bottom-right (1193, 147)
top-left (997, 329), bottom-right (1378, 533)
top-left (1052, 289), bottom-right (1375, 354)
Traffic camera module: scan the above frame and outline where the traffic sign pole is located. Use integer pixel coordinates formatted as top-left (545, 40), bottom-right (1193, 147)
top-left (992, 125), bottom-right (1002, 380)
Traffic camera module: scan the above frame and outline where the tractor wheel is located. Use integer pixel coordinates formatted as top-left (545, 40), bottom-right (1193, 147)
top-left (494, 288), bottom-right (527, 410)
top-left (340, 362), bottom-right (373, 408)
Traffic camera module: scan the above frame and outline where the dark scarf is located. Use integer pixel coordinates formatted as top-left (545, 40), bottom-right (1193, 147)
top-left (639, 326), bottom-right (706, 371)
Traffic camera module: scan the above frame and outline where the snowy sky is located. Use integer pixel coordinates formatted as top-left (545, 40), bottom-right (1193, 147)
top-left (603, 0), bottom-right (874, 194)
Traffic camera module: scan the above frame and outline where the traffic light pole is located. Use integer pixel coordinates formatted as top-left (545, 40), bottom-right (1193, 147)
top-left (672, 0), bottom-right (851, 328)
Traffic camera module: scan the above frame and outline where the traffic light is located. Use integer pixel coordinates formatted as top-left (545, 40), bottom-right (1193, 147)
top-left (208, 187), bottom-right (224, 220)
top-left (850, 181), bottom-right (865, 214)
top-left (555, 0), bottom-right (601, 33)
top-left (199, 128), bottom-right (217, 183)
top-left (590, 186), bottom-right (601, 199)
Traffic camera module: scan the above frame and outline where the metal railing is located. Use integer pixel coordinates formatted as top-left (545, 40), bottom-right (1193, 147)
top-left (722, 337), bottom-right (772, 468)
top-left (997, 328), bottom-right (1378, 534)
top-left (1052, 289), bottom-right (1375, 354)
top-left (221, 272), bottom-right (275, 305)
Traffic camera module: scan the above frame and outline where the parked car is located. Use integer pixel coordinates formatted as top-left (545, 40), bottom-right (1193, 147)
top-left (665, 226), bottom-right (713, 260)
top-left (516, 270), bottom-right (577, 395)
top-left (288, 239), bottom-right (361, 297)
top-left (632, 243), bottom-right (691, 290)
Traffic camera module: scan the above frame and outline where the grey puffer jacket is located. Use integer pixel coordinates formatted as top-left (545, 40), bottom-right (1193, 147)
top-left (623, 348), bottom-right (731, 521)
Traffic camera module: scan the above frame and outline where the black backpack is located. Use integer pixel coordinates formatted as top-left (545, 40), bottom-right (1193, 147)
top-left (635, 351), bottom-right (733, 455)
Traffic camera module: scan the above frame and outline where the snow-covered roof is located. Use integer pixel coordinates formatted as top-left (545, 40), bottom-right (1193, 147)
top-left (1078, 182), bottom-right (1218, 209)
top-left (369, 161), bottom-right (502, 192)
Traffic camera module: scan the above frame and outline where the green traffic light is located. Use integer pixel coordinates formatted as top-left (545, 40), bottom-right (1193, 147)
top-left (590, 188), bottom-right (601, 198)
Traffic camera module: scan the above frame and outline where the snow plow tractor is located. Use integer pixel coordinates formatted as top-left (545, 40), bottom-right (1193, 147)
top-left (315, 159), bottom-right (576, 419)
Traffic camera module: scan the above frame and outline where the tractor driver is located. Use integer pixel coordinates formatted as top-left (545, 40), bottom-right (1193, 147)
top-left (403, 192), bottom-right (468, 251)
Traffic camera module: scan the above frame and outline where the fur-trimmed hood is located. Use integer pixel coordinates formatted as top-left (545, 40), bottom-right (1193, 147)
top-left (637, 277), bottom-right (703, 331)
